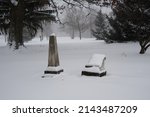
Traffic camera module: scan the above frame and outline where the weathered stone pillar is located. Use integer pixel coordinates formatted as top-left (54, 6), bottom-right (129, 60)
top-left (44, 34), bottom-right (63, 74)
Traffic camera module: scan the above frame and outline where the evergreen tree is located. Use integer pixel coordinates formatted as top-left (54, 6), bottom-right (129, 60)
top-left (106, 11), bottom-right (138, 43)
top-left (0, 0), bottom-right (55, 49)
top-left (92, 10), bottom-right (110, 42)
top-left (111, 0), bottom-right (150, 54)
top-left (106, 15), bottom-right (124, 43)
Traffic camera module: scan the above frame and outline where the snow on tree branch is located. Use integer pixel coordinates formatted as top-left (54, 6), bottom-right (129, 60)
top-left (10, 0), bottom-right (18, 6)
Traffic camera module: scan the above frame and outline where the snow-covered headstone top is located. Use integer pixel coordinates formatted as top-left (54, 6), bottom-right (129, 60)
top-left (50, 33), bottom-right (56, 37)
top-left (11, 0), bottom-right (18, 6)
top-left (87, 54), bottom-right (106, 67)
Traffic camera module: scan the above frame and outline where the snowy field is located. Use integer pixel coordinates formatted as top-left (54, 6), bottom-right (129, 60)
top-left (0, 36), bottom-right (150, 100)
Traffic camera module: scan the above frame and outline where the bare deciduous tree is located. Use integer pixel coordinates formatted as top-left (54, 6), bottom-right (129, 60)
top-left (63, 7), bottom-right (91, 39)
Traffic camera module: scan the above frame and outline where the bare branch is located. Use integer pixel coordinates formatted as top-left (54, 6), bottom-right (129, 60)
top-left (50, 0), bottom-right (62, 24)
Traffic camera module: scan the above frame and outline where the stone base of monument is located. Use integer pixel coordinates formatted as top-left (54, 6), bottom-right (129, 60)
top-left (44, 66), bottom-right (64, 74)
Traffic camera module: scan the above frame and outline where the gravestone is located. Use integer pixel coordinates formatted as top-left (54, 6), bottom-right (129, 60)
top-left (44, 34), bottom-right (63, 74)
top-left (81, 54), bottom-right (107, 77)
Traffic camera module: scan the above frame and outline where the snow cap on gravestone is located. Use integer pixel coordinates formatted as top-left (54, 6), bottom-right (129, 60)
top-left (11, 0), bottom-right (18, 6)
top-left (51, 33), bottom-right (56, 36)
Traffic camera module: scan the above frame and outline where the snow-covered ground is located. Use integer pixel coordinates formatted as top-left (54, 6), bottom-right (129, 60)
top-left (0, 36), bottom-right (150, 100)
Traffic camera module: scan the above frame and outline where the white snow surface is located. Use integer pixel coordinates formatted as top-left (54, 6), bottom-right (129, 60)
top-left (0, 37), bottom-right (150, 100)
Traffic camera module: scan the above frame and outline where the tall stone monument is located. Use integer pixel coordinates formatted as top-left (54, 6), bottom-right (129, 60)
top-left (44, 34), bottom-right (63, 74)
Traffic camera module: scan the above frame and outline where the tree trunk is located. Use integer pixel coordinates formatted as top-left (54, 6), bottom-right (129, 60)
top-left (77, 22), bottom-right (82, 40)
top-left (14, 17), bottom-right (24, 49)
top-left (139, 46), bottom-right (146, 54)
top-left (5, 34), bottom-right (7, 42)
top-left (40, 29), bottom-right (44, 41)
top-left (139, 39), bottom-right (150, 54)
top-left (10, 1), bottom-right (25, 49)
top-left (71, 27), bottom-right (75, 39)
top-left (79, 30), bottom-right (82, 40)
top-left (78, 26), bottom-right (82, 40)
